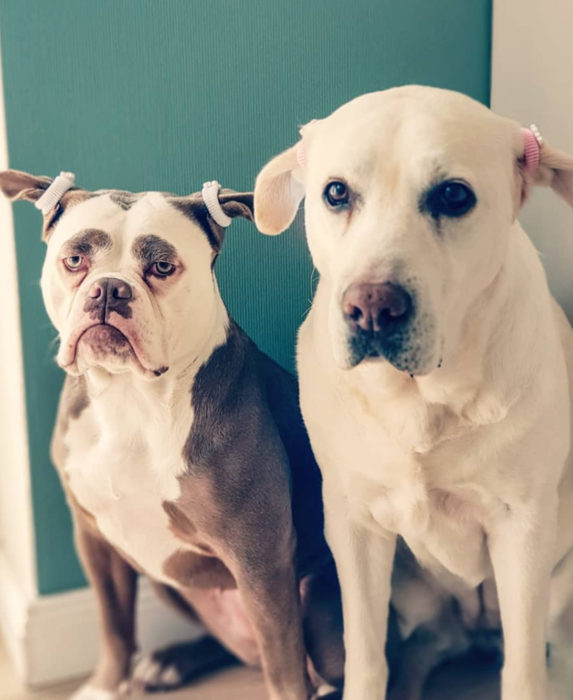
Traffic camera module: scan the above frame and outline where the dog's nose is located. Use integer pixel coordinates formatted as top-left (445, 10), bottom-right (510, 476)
top-left (342, 282), bottom-right (412, 333)
top-left (88, 278), bottom-right (132, 301)
top-left (85, 277), bottom-right (133, 320)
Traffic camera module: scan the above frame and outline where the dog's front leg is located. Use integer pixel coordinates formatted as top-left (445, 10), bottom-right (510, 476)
top-left (71, 507), bottom-right (138, 699)
top-left (488, 499), bottom-right (557, 700)
top-left (324, 486), bottom-right (397, 700)
top-left (234, 557), bottom-right (311, 700)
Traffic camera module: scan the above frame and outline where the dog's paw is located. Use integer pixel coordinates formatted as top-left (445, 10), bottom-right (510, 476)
top-left (132, 637), bottom-right (237, 692)
top-left (70, 680), bottom-right (138, 700)
top-left (133, 655), bottom-right (182, 689)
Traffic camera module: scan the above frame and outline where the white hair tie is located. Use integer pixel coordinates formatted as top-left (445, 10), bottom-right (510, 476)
top-left (201, 180), bottom-right (232, 227)
top-left (34, 171), bottom-right (75, 213)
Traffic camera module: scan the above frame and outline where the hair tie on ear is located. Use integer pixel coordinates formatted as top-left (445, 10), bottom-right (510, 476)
top-left (34, 171), bottom-right (75, 213)
top-left (201, 180), bottom-right (232, 227)
top-left (521, 124), bottom-right (543, 174)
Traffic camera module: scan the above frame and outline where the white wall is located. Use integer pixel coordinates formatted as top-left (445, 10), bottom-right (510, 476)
top-left (492, 0), bottom-right (573, 318)
top-left (0, 36), bottom-right (38, 675)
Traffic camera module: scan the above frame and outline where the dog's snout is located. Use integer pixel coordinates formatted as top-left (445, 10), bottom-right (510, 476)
top-left (342, 282), bottom-right (412, 333)
top-left (85, 277), bottom-right (133, 320)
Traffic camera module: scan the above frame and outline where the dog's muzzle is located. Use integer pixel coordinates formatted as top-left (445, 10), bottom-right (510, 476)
top-left (341, 281), bottom-right (422, 370)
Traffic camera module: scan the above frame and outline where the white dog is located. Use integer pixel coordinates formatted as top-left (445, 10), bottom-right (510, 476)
top-left (254, 86), bottom-right (573, 699)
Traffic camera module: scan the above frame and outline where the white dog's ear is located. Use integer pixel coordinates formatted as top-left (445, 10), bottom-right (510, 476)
top-left (0, 169), bottom-right (52, 203)
top-left (517, 135), bottom-right (573, 211)
top-left (254, 145), bottom-right (305, 235)
top-left (531, 143), bottom-right (573, 208)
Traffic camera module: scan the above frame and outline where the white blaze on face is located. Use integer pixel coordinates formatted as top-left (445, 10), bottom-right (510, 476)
top-left (40, 191), bottom-right (221, 378)
top-left (300, 86), bottom-right (518, 373)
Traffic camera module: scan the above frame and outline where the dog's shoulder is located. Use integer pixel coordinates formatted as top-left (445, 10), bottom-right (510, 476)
top-left (179, 321), bottom-right (328, 574)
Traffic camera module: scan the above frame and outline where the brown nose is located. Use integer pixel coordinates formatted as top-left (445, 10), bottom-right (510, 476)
top-left (85, 277), bottom-right (133, 320)
top-left (342, 282), bottom-right (412, 333)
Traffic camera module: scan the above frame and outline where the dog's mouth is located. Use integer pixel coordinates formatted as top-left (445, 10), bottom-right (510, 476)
top-left (61, 323), bottom-right (168, 378)
top-left (77, 323), bottom-right (133, 357)
top-left (342, 313), bottom-right (438, 376)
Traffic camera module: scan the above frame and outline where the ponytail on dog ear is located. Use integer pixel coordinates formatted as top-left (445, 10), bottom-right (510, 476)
top-left (254, 145), bottom-right (305, 235)
top-left (532, 143), bottom-right (573, 208)
top-left (518, 133), bottom-right (573, 210)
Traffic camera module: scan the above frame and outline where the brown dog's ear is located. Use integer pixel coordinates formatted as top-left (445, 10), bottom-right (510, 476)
top-left (217, 189), bottom-right (254, 222)
top-left (170, 189), bottom-right (254, 255)
top-left (531, 143), bottom-right (573, 208)
top-left (254, 145), bottom-right (305, 235)
top-left (0, 169), bottom-right (92, 241)
top-left (0, 169), bottom-right (52, 203)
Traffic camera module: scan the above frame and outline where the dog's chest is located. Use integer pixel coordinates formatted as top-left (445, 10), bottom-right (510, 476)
top-left (63, 387), bottom-right (193, 585)
top-left (305, 367), bottom-right (497, 585)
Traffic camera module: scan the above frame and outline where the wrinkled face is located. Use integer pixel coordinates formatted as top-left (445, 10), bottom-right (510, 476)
top-left (291, 88), bottom-right (521, 374)
top-left (40, 191), bottom-right (222, 379)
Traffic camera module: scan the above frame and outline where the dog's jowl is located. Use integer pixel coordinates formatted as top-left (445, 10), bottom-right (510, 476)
top-left (255, 86), bottom-right (573, 700)
top-left (0, 171), bottom-right (344, 700)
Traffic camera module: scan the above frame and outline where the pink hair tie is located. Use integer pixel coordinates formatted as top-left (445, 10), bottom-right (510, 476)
top-left (521, 124), bottom-right (543, 174)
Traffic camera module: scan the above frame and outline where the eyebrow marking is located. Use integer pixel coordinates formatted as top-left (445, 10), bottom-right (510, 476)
top-left (61, 229), bottom-right (113, 256)
top-left (131, 234), bottom-right (178, 265)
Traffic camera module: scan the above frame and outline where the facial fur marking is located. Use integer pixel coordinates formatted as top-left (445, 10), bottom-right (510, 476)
top-left (107, 190), bottom-right (143, 210)
top-left (131, 234), bottom-right (178, 265)
top-left (61, 229), bottom-right (113, 257)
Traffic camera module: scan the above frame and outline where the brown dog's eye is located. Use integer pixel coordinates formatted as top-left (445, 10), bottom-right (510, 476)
top-left (324, 181), bottom-right (350, 208)
top-left (63, 255), bottom-right (85, 271)
top-left (149, 261), bottom-right (176, 278)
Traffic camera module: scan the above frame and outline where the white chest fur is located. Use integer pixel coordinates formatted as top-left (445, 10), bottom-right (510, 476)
top-left (63, 372), bottom-right (194, 586)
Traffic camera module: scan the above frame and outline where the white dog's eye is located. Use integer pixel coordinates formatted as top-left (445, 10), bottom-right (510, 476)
top-left (63, 255), bottom-right (85, 271)
top-left (324, 181), bottom-right (350, 208)
top-left (149, 261), bottom-right (176, 278)
top-left (426, 180), bottom-right (476, 219)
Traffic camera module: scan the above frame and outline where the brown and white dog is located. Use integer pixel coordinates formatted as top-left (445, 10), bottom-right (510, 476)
top-left (254, 86), bottom-right (573, 699)
top-left (0, 171), bottom-right (344, 700)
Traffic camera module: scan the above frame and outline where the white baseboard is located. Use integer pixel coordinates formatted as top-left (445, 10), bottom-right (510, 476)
top-left (0, 550), bottom-right (202, 688)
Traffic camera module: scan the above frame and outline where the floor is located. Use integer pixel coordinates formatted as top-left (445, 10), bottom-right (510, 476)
top-left (0, 637), bottom-right (500, 700)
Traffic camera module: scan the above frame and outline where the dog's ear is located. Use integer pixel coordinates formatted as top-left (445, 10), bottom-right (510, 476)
top-left (0, 169), bottom-right (52, 203)
top-left (217, 189), bottom-right (254, 222)
top-left (517, 135), bottom-right (573, 211)
top-left (0, 169), bottom-right (93, 241)
top-left (531, 143), bottom-right (573, 208)
top-left (171, 190), bottom-right (254, 255)
top-left (254, 145), bottom-right (305, 235)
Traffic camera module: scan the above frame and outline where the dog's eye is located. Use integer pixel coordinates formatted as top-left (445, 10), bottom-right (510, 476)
top-left (149, 261), bottom-right (176, 278)
top-left (324, 181), bottom-right (350, 208)
top-left (426, 180), bottom-right (476, 218)
top-left (63, 255), bottom-right (85, 271)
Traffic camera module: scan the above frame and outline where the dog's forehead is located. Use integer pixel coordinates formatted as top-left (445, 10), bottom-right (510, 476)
top-left (310, 87), bottom-right (512, 178)
top-left (48, 190), bottom-right (205, 253)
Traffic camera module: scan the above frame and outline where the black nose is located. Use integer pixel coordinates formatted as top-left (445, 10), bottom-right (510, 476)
top-left (85, 277), bottom-right (133, 320)
top-left (342, 282), bottom-right (412, 334)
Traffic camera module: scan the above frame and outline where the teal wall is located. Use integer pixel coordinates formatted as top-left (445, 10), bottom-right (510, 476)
top-left (0, 0), bottom-right (492, 595)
